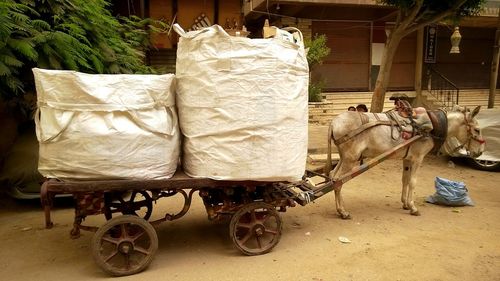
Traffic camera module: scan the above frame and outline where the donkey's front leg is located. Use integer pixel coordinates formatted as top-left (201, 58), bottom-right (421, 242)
top-left (401, 159), bottom-right (411, 210)
top-left (405, 159), bottom-right (422, 216)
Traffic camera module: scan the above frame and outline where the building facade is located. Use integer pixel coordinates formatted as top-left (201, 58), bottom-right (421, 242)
top-left (243, 0), bottom-right (500, 93)
top-left (125, 0), bottom-right (500, 96)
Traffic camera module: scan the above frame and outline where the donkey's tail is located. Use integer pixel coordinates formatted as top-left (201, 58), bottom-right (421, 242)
top-left (324, 124), bottom-right (333, 176)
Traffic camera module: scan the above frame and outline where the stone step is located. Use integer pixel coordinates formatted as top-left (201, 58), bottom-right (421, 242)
top-left (309, 105), bottom-right (395, 113)
top-left (308, 90), bottom-right (500, 124)
top-left (309, 112), bottom-right (336, 118)
top-left (459, 97), bottom-right (500, 101)
top-left (309, 115), bottom-right (335, 120)
top-left (313, 102), bottom-right (395, 108)
top-left (306, 153), bottom-right (340, 172)
top-left (322, 91), bottom-right (416, 99)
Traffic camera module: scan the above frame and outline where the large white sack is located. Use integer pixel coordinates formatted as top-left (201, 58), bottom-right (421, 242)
top-left (175, 25), bottom-right (309, 182)
top-left (33, 68), bottom-right (179, 180)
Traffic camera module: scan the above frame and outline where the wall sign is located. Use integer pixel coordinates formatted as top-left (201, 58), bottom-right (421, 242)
top-left (424, 25), bottom-right (437, 63)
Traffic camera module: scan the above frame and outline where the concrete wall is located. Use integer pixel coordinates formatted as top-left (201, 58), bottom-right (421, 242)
top-left (280, 17), bottom-right (312, 41)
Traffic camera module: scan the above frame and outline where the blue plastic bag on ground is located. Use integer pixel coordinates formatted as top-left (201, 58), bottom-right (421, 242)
top-left (426, 177), bottom-right (474, 206)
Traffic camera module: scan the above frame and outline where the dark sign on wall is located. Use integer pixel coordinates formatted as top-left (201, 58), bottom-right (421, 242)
top-left (424, 25), bottom-right (437, 63)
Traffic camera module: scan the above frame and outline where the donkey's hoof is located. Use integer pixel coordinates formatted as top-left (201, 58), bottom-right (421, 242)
top-left (402, 205), bottom-right (410, 210)
top-left (340, 213), bottom-right (352, 220)
top-left (410, 210), bottom-right (421, 216)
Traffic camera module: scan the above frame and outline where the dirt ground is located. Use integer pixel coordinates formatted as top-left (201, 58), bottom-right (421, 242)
top-left (0, 155), bottom-right (498, 281)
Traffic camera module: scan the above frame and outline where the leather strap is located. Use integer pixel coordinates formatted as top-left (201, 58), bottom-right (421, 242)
top-left (334, 119), bottom-right (392, 146)
top-left (427, 109), bottom-right (448, 154)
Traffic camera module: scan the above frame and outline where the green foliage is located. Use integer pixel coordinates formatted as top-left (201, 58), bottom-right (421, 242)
top-left (305, 34), bottom-right (330, 102)
top-left (304, 34), bottom-right (331, 70)
top-left (0, 0), bottom-right (169, 98)
top-left (378, 0), bottom-right (485, 24)
top-left (369, 0), bottom-right (485, 112)
top-left (308, 81), bottom-right (324, 102)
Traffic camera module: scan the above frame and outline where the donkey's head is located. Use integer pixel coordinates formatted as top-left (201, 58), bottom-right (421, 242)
top-left (445, 105), bottom-right (485, 158)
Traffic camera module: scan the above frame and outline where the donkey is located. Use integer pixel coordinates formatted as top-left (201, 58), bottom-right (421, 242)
top-left (324, 106), bottom-right (484, 219)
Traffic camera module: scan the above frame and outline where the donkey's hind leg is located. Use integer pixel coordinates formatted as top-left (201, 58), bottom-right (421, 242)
top-left (330, 157), bottom-right (351, 219)
top-left (329, 158), bottom-right (342, 179)
top-left (334, 188), bottom-right (351, 219)
top-left (332, 156), bottom-right (358, 219)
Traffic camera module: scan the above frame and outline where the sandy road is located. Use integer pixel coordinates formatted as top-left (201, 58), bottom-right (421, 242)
top-left (0, 155), bottom-right (499, 281)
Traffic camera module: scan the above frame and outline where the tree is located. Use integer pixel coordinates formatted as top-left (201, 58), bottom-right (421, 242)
top-left (370, 0), bottom-right (485, 112)
top-left (0, 0), bottom-right (167, 99)
top-left (305, 34), bottom-right (331, 102)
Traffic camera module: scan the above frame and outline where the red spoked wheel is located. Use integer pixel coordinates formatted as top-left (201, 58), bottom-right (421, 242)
top-left (91, 215), bottom-right (158, 276)
top-left (229, 202), bottom-right (282, 256)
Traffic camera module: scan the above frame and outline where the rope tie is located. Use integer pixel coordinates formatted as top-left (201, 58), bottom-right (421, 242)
top-left (300, 190), bottom-right (315, 204)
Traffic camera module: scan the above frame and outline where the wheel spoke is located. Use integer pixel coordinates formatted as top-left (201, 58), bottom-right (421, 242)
top-left (134, 246), bottom-right (150, 256)
top-left (103, 250), bottom-right (119, 263)
top-left (102, 235), bottom-right (119, 245)
top-left (125, 252), bottom-right (131, 270)
top-left (120, 224), bottom-right (127, 238)
top-left (236, 222), bottom-right (253, 229)
top-left (264, 228), bottom-right (278, 235)
top-left (135, 200), bottom-right (149, 208)
top-left (250, 210), bottom-right (257, 222)
top-left (130, 229), bottom-right (146, 242)
top-left (239, 231), bottom-right (253, 245)
top-left (261, 214), bottom-right (277, 225)
top-left (255, 235), bottom-right (262, 249)
top-left (257, 212), bottom-right (269, 223)
top-left (109, 202), bottom-right (121, 209)
top-left (130, 192), bottom-right (137, 202)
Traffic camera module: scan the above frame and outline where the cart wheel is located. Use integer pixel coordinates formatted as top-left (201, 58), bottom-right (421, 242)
top-left (91, 215), bottom-right (158, 276)
top-left (104, 191), bottom-right (153, 221)
top-left (229, 202), bottom-right (282, 256)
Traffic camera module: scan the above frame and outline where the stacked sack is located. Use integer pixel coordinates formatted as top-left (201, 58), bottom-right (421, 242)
top-left (33, 68), bottom-right (179, 180)
top-left (174, 24), bottom-right (309, 182)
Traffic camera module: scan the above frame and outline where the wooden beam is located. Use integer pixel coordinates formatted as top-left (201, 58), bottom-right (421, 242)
top-left (415, 27), bottom-right (424, 106)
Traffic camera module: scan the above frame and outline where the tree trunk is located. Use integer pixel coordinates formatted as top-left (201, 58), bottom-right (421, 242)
top-left (370, 31), bottom-right (405, 112)
top-left (489, 9), bottom-right (500, 109)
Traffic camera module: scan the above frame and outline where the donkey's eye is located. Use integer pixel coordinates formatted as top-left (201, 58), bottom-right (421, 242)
top-left (474, 129), bottom-right (480, 134)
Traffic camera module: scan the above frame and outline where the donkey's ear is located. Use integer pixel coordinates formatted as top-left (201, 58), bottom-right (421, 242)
top-left (471, 106), bottom-right (481, 118)
top-left (452, 104), bottom-right (464, 112)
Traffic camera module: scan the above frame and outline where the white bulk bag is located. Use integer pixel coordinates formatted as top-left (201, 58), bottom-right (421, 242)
top-left (174, 24), bottom-right (309, 182)
top-left (33, 68), bottom-right (179, 180)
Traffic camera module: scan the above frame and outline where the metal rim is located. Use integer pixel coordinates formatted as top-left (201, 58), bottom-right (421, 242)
top-left (465, 157), bottom-right (500, 171)
top-left (229, 202), bottom-right (282, 256)
top-left (473, 159), bottom-right (499, 168)
top-left (91, 215), bottom-right (158, 276)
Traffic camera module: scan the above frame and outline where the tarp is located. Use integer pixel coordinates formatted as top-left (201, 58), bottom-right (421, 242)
top-left (174, 24), bottom-right (309, 181)
top-left (475, 108), bottom-right (500, 161)
top-left (426, 177), bottom-right (474, 206)
top-left (33, 68), bottom-right (179, 180)
top-left (443, 108), bottom-right (500, 161)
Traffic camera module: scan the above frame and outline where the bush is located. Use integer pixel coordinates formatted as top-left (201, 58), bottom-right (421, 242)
top-left (305, 34), bottom-right (330, 70)
top-left (0, 0), bottom-right (168, 99)
top-left (305, 34), bottom-right (330, 102)
top-left (308, 82), bottom-right (323, 102)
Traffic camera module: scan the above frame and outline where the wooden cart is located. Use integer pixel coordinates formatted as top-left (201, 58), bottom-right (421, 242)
top-left (41, 135), bottom-right (422, 276)
top-left (41, 169), bottom-right (331, 276)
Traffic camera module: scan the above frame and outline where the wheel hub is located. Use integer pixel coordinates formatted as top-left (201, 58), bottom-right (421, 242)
top-left (118, 241), bottom-right (134, 254)
top-left (253, 224), bottom-right (265, 236)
